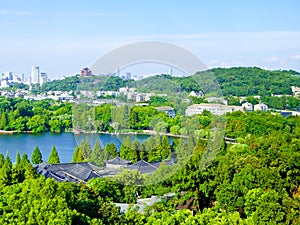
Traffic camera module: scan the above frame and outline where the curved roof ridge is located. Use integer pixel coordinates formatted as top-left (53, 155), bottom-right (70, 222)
top-left (130, 160), bottom-right (158, 169)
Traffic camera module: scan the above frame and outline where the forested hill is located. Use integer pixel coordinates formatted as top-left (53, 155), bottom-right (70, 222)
top-left (171, 67), bottom-right (300, 96)
top-left (39, 67), bottom-right (300, 96)
top-left (210, 67), bottom-right (300, 96)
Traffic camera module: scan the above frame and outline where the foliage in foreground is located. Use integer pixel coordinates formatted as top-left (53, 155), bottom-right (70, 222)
top-left (0, 111), bottom-right (299, 224)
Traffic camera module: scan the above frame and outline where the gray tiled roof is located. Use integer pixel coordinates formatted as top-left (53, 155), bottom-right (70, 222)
top-left (35, 158), bottom-right (175, 182)
top-left (105, 156), bottom-right (131, 165)
top-left (35, 162), bottom-right (102, 183)
top-left (127, 160), bottom-right (174, 174)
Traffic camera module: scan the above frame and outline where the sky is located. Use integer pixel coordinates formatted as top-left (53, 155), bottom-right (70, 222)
top-left (0, 0), bottom-right (300, 78)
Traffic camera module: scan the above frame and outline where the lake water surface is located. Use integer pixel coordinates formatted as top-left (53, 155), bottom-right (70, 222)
top-left (0, 132), bottom-right (154, 163)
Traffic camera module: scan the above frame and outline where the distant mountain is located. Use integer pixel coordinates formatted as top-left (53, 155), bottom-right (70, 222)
top-left (39, 67), bottom-right (300, 97)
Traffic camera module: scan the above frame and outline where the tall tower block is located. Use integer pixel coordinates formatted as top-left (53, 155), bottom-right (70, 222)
top-left (31, 66), bottom-right (40, 84)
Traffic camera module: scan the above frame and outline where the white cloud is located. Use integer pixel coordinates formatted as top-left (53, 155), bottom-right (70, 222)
top-left (0, 10), bottom-right (31, 16)
top-left (66, 12), bottom-right (124, 17)
top-left (265, 56), bottom-right (279, 62)
top-left (291, 53), bottom-right (300, 60)
top-left (0, 21), bottom-right (47, 25)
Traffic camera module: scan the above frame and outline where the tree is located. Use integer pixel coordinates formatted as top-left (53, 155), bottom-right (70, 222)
top-left (244, 96), bottom-right (259, 105)
top-left (244, 188), bottom-right (285, 224)
top-left (21, 153), bottom-right (30, 169)
top-left (120, 136), bottom-right (138, 162)
top-left (187, 135), bottom-right (196, 152)
top-left (0, 155), bottom-right (12, 187)
top-left (0, 111), bottom-right (7, 130)
top-left (148, 145), bottom-right (162, 162)
top-left (12, 151), bottom-right (24, 183)
top-left (113, 169), bottom-right (145, 202)
top-left (24, 161), bottom-right (37, 179)
top-left (78, 139), bottom-right (92, 161)
top-left (48, 145), bottom-right (60, 164)
top-left (89, 140), bottom-right (105, 166)
top-left (31, 145), bottom-right (43, 165)
top-left (72, 146), bottom-right (84, 162)
top-left (149, 96), bottom-right (168, 107)
top-left (72, 146), bottom-right (80, 162)
top-left (49, 119), bottom-right (62, 132)
top-left (171, 139), bottom-right (214, 212)
top-left (102, 143), bottom-right (119, 160)
top-left (87, 178), bottom-right (123, 202)
top-left (170, 125), bottom-right (180, 135)
top-left (15, 151), bottom-right (21, 165)
top-left (161, 135), bottom-right (172, 159)
top-left (148, 134), bottom-right (163, 162)
top-left (105, 143), bottom-right (118, 158)
top-left (26, 115), bottom-right (47, 133)
top-left (15, 101), bottom-right (33, 117)
top-left (0, 153), bottom-right (5, 168)
top-left (124, 209), bottom-right (147, 225)
top-left (131, 139), bottom-right (142, 161)
top-left (12, 117), bottom-right (25, 131)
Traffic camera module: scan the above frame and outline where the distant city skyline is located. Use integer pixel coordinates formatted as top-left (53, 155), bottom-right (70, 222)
top-left (0, 0), bottom-right (300, 78)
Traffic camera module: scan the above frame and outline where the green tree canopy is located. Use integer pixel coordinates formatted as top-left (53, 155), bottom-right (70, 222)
top-left (31, 145), bottom-right (43, 165)
top-left (89, 139), bottom-right (105, 166)
top-left (48, 145), bottom-right (60, 164)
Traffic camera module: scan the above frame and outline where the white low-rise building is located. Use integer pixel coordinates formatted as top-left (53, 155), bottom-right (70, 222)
top-left (291, 86), bottom-right (300, 97)
top-left (254, 103), bottom-right (268, 111)
top-left (242, 102), bottom-right (253, 111)
top-left (185, 103), bottom-right (243, 116)
top-left (189, 91), bottom-right (204, 98)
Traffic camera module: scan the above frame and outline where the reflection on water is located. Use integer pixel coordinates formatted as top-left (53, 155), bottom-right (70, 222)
top-left (0, 132), bottom-right (173, 163)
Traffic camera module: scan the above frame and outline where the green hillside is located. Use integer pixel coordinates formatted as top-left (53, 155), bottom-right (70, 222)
top-left (38, 67), bottom-right (300, 97)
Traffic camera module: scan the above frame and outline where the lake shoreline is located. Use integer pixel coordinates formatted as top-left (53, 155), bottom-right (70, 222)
top-left (0, 132), bottom-right (165, 163)
top-left (73, 129), bottom-right (187, 138)
top-left (0, 130), bottom-right (34, 135)
top-left (0, 129), bottom-right (187, 139)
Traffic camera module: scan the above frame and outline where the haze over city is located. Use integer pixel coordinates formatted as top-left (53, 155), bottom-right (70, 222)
top-left (0, 0), bottom-right (300, 79)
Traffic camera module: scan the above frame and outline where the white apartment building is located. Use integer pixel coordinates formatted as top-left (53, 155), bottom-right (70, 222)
top-left (185, 103), bottom-right (243, 116)
top-left (31, 66), bottom-right (40, 84)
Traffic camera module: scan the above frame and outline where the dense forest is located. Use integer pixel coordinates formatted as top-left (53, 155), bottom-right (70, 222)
top-left (40, 75), bottom-right (131, 92)
top-left (210, 67), bottom-right (300, 96)
top-left (0, 110), bottom-right (299, 224)
top-left (0, 97), bottom-right (72, 133)
top-left (0, 96), bottom-right (212, 135)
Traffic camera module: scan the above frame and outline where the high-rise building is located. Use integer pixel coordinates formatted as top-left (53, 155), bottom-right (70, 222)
top-left (4, 71), bottom-right (13, 80)
top-left (40, 72), bottom-right (48, 85)
top-left (126, 72), bottom-right (131, 80)
top-left (31, 66), bottom-right (40, 84)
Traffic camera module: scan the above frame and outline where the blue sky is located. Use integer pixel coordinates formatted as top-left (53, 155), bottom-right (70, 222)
top-left (1, 0), bottom-right (300, 78)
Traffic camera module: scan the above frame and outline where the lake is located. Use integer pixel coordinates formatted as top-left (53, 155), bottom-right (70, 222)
top-left (0, 132), bottom-right (157, 163)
